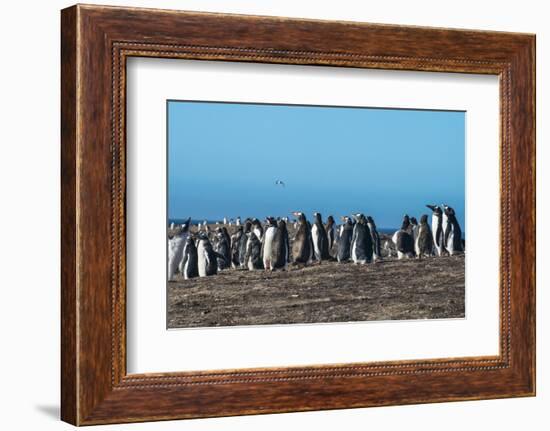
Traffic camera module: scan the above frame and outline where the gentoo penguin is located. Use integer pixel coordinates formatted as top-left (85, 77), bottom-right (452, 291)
top-left (237, 220), bottom-right (252, 268)
top-left (337, 216), bottom-right (354, 263)
top-left (415, 214), bottom-right (434, 258)
top-left (351, 213), bottom-right (373, 264)
top-left (197, 233), bottom-right (224, 277)
top-left (366, 216), bottom-right (382, 261)
top-left (167, 217), bottom-right (191, 281)
top-left (392, 215), bottom-right (415, 259)
top-left (312, 212), bottom-right (330, 261)
top-left (426, 205), bottom-right (445, 256)
top-left (251, 218), bottom-right (264, 242)
top-left (244, 232), bottom-right (264, 270)
top-left (325, 215), bottom-right (337, 253)
top-left (178, 236), bottom-right (198, 279)
top-left (383, 240), bottom-right (394, 258)
top-left (262, 217), bottom-right (278, 270)
top-left (214, 228), bottom-right (231, 270)
top-left (291, 211), bottom-right (313, 265)
top-left (409, 216), bottom-right (419, 256)
top-left (272, 219), bottom-right (290, 270)
top-left (230, 226), bottom-right (243, 268)
top-left (443, 205), bottom-right (464, 255)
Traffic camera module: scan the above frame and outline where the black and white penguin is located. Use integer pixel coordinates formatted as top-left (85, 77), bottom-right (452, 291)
top-left (237, 220), bottom-right (253, 268)
top-left (415, 214), bottom-right (434, 258)
top-left (214, 227), bottom-right (231, 270)
top-left (443, 205), bottom-right (464, 255)
top-left (262, 217), bottom-right (278, 270)
top-left (272, 219), bottom-right (291, 270)
top-left (178, 236), bottom-right (199, 279)
top-left (197, 233), bottom-right (222, 277)
top-left (230, 226), bottom-right (243, 268)
top-left (392, 215), bottom-right (415, 259)
top-left (366, 215), bottom-right (382, 261)
top-left (312, 212), bottom-right (330, 261)
top-left (167, 217), bottom-right (191, 281)
top-left (351, 213), bottom-right (373, 264)
top-left (325, 215), bottom-right (337, 254)
top-left (244, 232), bottom-right (264, 270)
top-left (291, 211), bottom-right (313, 265)
top-left (337, 216), bottom-right (354, 263)
top-left (426, 205), bottom-right (445, 256)
top-left (251, 218), bottom-right (264, 242)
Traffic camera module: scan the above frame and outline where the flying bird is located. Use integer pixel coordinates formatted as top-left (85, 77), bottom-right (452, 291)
top-left (275, 180), bottom-right (285, 187)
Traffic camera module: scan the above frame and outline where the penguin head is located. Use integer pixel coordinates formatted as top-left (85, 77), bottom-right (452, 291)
top-left (443, 205), bottom-right (455, 216)
top-left (292, 211), bottom-right (306, 222)
top-left (353, 213), bottom-right (366, 224)
top-left (277, 219), bottom-right (287, 229)
top-left (327, 215), bottom-right (335, 225)
top-left (265, 216), bottom-right (277, 226)
top-left (366, 215), bottom-right (375, 226)
top-left (243, 220), bottom-right (252, 233)
top-left (313, 212), bottom-right (323, 223)
top-left (426, 204), bottom-right (442, 215)
top-left (185, 236), bottom-right (195, 246)
top-left (252, 218), bottom-right (262, 227)
top-left (401, 215), bottom-right (411, 230)
top-left (420, 214), bottom-right (429, 224)
top-left (410, 217), bottom-right (418, 226)
top-left (181, 217), bottom-right (192, 232)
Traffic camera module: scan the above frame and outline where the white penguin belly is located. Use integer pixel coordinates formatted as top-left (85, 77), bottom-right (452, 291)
top-left (168, 234), bottom-right (186, 281)
top-left (311, 225), bottom-right (321, 259)
top-left (263, 227), bottom-right (277, 268)
top-left (197, 242), bottom-right (207, 277)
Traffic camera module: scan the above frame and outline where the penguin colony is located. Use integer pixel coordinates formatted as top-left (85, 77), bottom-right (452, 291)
top-left (167, 205), bottom-right (464, 281)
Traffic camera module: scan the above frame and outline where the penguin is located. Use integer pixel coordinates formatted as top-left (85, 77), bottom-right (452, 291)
top-left (291, 211), bottom-right (313, 265)
top-left (337, 216), bottom-right (354, 263)
top-left (251, 218), bottom-right (264, 242)
top-left (262, 217), bottom-right (278, 270)
top-left (167, 217), bottom-right (191, 281)
top-left (409, 216), bottom-right (419, 256)
top-left (415, 214), bottom-right (434, 258)
top-left (214, 227), bottom-right (231, 270)
top-left (237, 220), bottom-right (253, 268)
top-left (169, 222), bottom-right (175, 230)
top-left (223, 217), bottom-right (228, 225)
top-left (325, 215), bottom-right (337, 254)
top-left (230, 226), bottom-right (243, 268)
top-left (426, 205), bottom-right (445, 256)
top-left (351, 213), bottom-right (373, 264)
top-left (197, 233), bottom-right (226, 277)
top-left (383, 240), bottom-right (394, 258)
top-left (443, 205), bottom-right (464, 255)
top-left (244, 232), bottom-right (264, 270)
top-left (392, 215), bottom-right (415, 259)
top-left (235, 216), bottom-right (241, 226)
top-left (272, 219), bottom-right (290, 270)
top-left (178, 236), bottom-right (199, 279)
top-left (311, 212), bottom-right (330, 261)
top-left (366, 216), bottom-right (382, 261)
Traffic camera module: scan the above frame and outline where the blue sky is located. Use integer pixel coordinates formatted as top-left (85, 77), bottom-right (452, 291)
top-left (168, 101), bottom-right (465, 229)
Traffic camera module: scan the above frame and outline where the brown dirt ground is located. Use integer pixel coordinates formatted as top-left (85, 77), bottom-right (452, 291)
top-left (167, 248), bottom-right (465, 328)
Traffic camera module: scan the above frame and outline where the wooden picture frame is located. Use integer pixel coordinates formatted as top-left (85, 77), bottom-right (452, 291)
top-left (61, 4), bottom-right (535, 425)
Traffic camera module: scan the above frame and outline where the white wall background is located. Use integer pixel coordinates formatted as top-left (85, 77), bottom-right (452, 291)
top-left (0, 0), bottom-right (546, 429)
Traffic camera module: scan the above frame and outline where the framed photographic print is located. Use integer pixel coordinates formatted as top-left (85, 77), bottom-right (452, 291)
top-left (61, 4), bottom-right (536, 425)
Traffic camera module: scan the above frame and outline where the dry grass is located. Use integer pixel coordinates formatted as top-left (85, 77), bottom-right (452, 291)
top-left (167, 251), bottom-right (465, 328)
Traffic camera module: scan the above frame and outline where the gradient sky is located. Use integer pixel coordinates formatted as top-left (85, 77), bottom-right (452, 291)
top-left (168, 101), bottom-right (465, 229)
